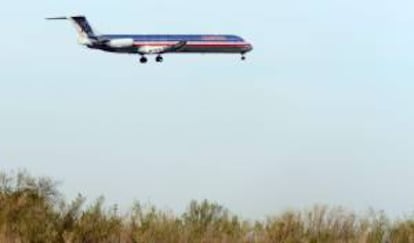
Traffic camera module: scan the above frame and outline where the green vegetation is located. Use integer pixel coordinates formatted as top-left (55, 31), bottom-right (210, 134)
top-left (1, 170), bottom-right (413, 243)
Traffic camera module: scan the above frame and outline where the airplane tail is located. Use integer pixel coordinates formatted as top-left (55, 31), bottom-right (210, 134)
top-left (46, 16), bottom-right (97, 44)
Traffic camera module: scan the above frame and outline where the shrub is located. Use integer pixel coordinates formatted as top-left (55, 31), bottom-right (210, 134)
top-left (1, 170), bottom-right (413, 243)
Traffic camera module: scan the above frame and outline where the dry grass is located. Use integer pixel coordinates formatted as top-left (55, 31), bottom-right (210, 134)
top-left (0, 170), bottom-right (413, 243)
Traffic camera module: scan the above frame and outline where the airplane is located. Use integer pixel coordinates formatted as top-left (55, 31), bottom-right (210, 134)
top-left (46, 16), bottom-right (253, 64)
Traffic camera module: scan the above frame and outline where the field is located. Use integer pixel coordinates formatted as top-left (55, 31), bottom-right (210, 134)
top-left (0, 170), bottom-right (413, 243)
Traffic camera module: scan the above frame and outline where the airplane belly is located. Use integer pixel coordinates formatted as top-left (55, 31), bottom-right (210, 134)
top-left (99, 41), bottom-right (252, 54)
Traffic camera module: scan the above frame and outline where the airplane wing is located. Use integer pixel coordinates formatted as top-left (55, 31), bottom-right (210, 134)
top-left (138, 41), bottom-right (187, 54)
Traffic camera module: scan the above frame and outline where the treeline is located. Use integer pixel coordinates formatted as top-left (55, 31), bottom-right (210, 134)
top-left (0, 171), bottom-right (413, 243)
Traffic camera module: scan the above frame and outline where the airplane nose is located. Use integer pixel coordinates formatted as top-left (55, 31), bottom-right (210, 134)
top-left (245, 43), bottom-right (253, 52)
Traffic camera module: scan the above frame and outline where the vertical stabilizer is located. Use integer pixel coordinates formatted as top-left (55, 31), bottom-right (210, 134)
top-left (69, 16), bottom-right (95, 38)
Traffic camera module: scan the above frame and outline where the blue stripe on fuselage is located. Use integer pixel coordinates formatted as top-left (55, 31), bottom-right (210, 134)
top-left (100, 34), bottom-right (244, 42)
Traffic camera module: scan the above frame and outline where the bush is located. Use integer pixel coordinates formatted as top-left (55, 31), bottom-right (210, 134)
top-left (0, 170), bottom-right (413, 243)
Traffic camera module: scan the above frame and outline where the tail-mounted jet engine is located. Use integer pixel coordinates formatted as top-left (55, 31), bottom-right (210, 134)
top-left (105, 38), bottom-right (135, 48)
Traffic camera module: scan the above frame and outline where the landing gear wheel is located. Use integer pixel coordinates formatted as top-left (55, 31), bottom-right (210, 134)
top-left (241, 55), bottom-right (246, 61)
top-left (140, 56), bottom-right (148, 64)
top-left (156, 55), bottom-right (164, 63)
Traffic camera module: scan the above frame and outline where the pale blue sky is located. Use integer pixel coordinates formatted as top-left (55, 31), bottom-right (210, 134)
top-left (1, 0), bottom-right (414, 218)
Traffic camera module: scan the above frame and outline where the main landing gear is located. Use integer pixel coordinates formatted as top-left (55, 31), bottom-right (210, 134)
top-left (140, 56), bottom-right (148, 64)
top-left (156, 55), bottom-right (163, 63)
top-left (139, 55), bottom-right (164, 64)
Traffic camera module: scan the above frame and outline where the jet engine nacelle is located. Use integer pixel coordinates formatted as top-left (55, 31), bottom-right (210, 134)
top-left (78, 36), bottom-right (93, 46)
top-left (106, 38), bottom-right (135, 48)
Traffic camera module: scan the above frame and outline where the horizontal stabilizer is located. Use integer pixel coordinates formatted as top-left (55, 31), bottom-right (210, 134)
top-left (46, 17), bottom-right (68, 20)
